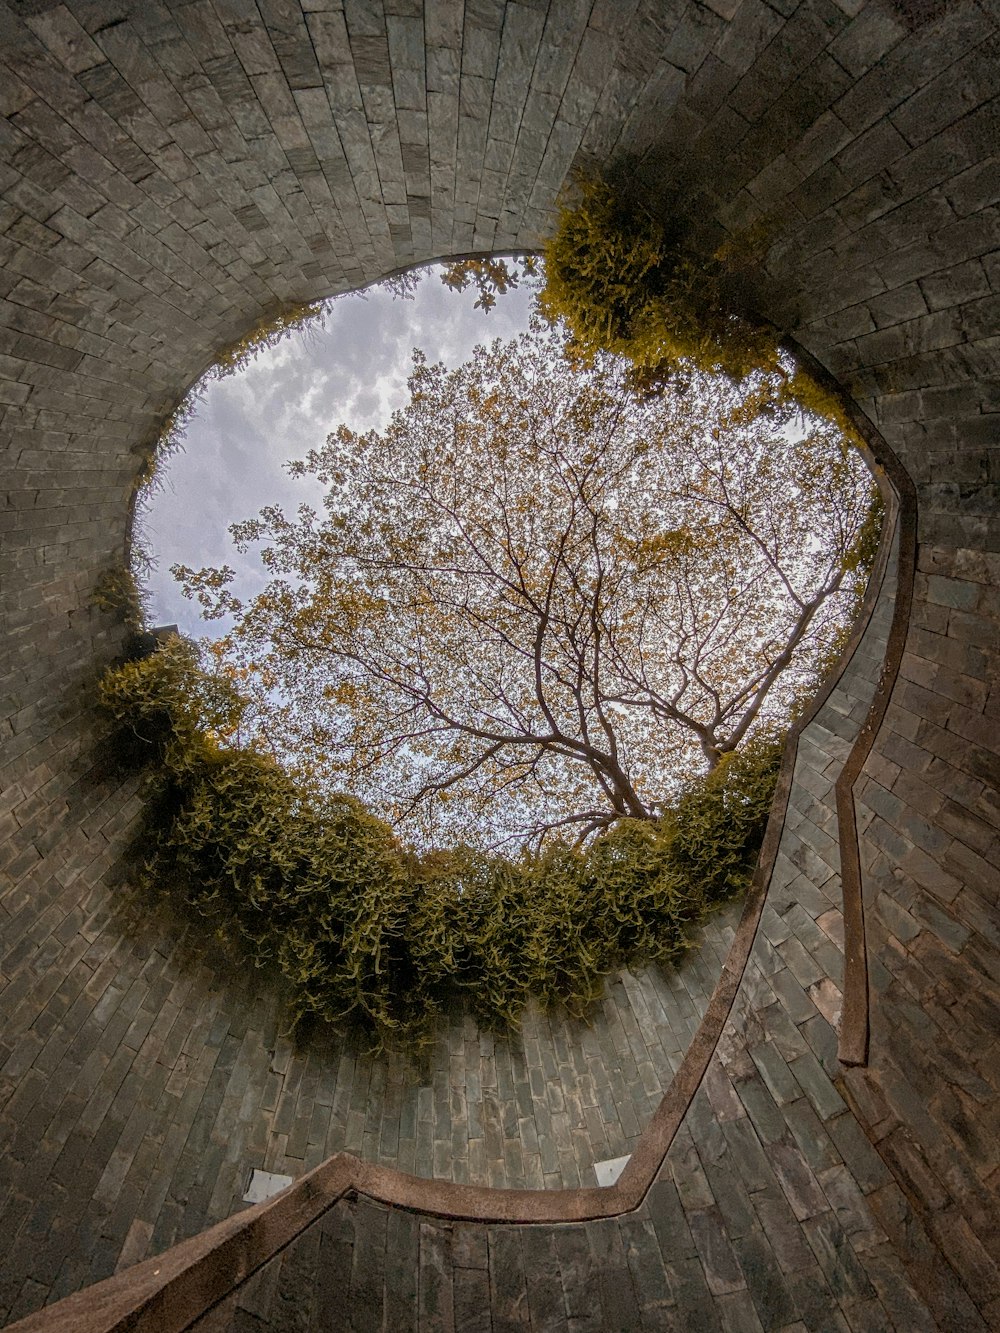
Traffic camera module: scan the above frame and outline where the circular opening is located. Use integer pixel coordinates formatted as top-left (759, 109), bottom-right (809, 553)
top-left (105, 253), bottom-right (881, 1063)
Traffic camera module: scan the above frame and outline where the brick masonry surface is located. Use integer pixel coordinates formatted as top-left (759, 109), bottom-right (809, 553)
top-left (0, 868), bottom-right (743, 1287)
top-left (1, 1), bottom-right (999, 1330)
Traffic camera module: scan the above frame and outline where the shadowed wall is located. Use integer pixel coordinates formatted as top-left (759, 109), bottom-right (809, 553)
top-left (1, 2), bottom-right (998, 1328)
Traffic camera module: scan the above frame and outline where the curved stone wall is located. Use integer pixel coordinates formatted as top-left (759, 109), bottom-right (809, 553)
top-left (2, 2), bottom-right (998, 1330)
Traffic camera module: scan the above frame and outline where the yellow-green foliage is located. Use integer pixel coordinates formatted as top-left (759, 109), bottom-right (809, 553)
top-left (91, 564), bottom-right (150, 632)
top-left (212, 300), bottom-right (326, 378)
top-left (797, 486), bottom-right (886, 697)
top-left (539, 174), bottom-right (869, 436)
top-left (100, 638), bottom-right (781, 1048)
top-left (539, 174), bottom-right (781, 384)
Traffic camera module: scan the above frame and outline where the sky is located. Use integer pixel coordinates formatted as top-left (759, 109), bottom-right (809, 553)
top-left (139, 267), bottom-right (535, 634)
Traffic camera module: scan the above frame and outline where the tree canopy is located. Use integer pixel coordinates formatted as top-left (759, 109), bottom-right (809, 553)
top-left (177, 321), bottom-right (878, 850)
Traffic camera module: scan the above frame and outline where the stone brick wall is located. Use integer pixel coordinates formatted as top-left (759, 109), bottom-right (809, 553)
top-left (2, 2), bottom-right (998, 1329)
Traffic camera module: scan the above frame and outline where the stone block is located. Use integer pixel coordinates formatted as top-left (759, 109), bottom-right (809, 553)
top-left (620, 1214), bottom-right (674, 1318)
top-left (687, 1205), bottom-right (746, 1296)
top-left (731, 1228), bottom-right (799, 1329)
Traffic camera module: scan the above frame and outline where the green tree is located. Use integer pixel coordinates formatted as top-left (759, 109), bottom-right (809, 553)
top-left (177, 322), bottom-right (876, 849)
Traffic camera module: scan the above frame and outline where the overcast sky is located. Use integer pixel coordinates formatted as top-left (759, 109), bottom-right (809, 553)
top-left (140, 268), bottom-right (535, 634)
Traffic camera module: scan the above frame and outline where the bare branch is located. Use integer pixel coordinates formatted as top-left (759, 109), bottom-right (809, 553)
top-left (191, 324), bottom-right (874, 846)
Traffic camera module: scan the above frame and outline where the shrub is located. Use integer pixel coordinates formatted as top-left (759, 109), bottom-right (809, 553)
top-left (538, 171), bottom-right (872, 442)
top-left (539, 173), bottom-right (781, 384)
top-left (100, 637), bottom-right (781, 1047)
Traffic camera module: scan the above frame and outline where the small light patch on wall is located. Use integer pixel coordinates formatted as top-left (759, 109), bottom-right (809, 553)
top-left (243, 1168), bottom-right (294, 1204)
top-left (594, 1155), bottom-right (630, 1187)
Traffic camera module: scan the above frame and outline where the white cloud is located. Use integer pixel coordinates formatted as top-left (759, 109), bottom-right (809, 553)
top-left (141, 268), bottom-right (535, 633)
